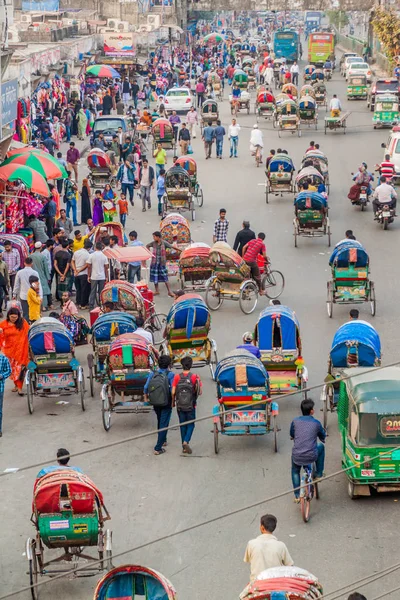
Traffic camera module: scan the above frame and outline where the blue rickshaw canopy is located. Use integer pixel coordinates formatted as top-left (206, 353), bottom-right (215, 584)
top-left (330, 321), bottom-right (381, 368)
top-left (294, 191), bottom-right (327, 210)
top-left (329, 241), bottom-right (369, 267)
top-left (255, 306), bottom-right (300, 351)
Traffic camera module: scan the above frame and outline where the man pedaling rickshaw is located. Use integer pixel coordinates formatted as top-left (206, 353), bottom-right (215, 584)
top-left (242, 232), bottom-right (267, 294)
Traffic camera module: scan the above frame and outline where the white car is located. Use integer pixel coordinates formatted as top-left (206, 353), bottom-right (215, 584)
top-left (341, 55), bottom-right (363, 76)
top-left (163, 87), bottom-right (193, 113)
top-left (346, 62), bottom-right (372, 82)
top-left (382, 127), bottom-right (400, 184)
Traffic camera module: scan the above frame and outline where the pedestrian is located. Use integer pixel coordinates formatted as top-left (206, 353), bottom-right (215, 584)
top-left (244, 514), bottom-right (294, 583)
top-left (56, 152), bottom-right (67, 195)
top-left (213, 208), bottom-right (229, 243)
top-left (117, 159), bottom-right (136, 207)
top-left (27, 275), bottom-right (41, 323)
top-left (122, 77), bottom-right (131, 105)
top-left (290, 61), bottom-right (299, 86)
top-left (87, 242), bottom-right (109, 310)
top-left (93, 132), bottom-right (106, 151)
top-left (3, 240), bottom-right (19, 292)
top-left (126, 230), bottom-right (144, 283)
top-left (64, 109), bottom-right (72, 142)
top-left (66, 142), bottom-right (80, 183)
top-left (72, 238), bottom-right (92, 309)
top-left (169, 110), bottom-right (181, 142)
top-left (178, 123), bottom-right (191, 155)
top-left (81, 178), bottom-right (92, 224)
top-left (172, 356), bottom-right (202, 454)
top-left (153, 142), bottom-right (167, 177)
top-left (109, 135), bottom-right (121, 163)
top-left (56, 208), bottom-right (73, 237)
top-left (195, 78), bottom-right (206, 107)
top-left (28, 215), bottom-right (48, 244)
top-left (290, 398), bottom-right (326, 502)
top-left (131, 79), bottom-right (140, 109)
top-left (0, 248), bottom-right (9, 317)
top-left (43, 193), bottom-right (57, 239)
top-left (117, 193), bottom-right (129, 228)
top-left (54, 240), bottom-right (72, 302)
top-left (102, 91), bottom-right (113, 116)
top-left (42, 134), bottom-right (57, 156)
top-left (121, 136), bottom-right (134, 162)
top-left (144, 354), bottom-right (174, 455)
top-left (228, 118), bottom-right (240, 158)
top-left (30, 242), bottom-right (51, 310)
top-left (214, 120), bottom-right (226, 159)
top-left (0, 306), bottom-right (28, 399)
top-left (63, 172), bottom-right (79, 226)
top-left (202, 120), bottom-right (215, 159)
top-left (233, 220), bottom-right (256, 256)
top-left (77, 107), bottom-right (88, 140)
top-left (13, 257), bottom-right (43, 321)
top-left (157, 168), bottom-right (166, 216)
top-left (186, 106), bottom-right (199, 139)
top-left (146, 231), bottom-right (177, 296)
top-left (139, 158), bottom-right (155, 212)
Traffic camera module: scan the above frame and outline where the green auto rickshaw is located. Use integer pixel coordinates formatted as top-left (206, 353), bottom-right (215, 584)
top-left (338, 366), bottom-right (400, 499)
top-left (373, 94), bottom-right (400, 128)
top-left (346, 74), bottom-right (368, 100)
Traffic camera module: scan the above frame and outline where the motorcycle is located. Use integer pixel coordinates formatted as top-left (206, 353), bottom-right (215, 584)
top-left (324, 68), bottom-right (333, 81)
top-left (375, 203), bottom-right (396, 230)
top-left (348, 176), bottom-right (370, 211)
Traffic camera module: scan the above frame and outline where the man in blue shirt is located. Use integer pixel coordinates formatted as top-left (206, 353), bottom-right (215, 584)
top-left (144, 355), bottom-right (175, 455)
top-left (214, 120), bottom-right (226, 159)
top-left (36, 448), bottom-right (83, 478)
top-left (202, 121), bottom-right (215, 159)
top-left (290, 398), bottom-right (326, 502)
top-left (237, 332), bottom-right (261, 359)
top-left (127, 230), bottom-right (144, 283)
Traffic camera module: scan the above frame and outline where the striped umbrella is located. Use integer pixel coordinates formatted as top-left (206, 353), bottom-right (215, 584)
top-left (86, 64), bottom-right (120, 78)
top-left (0, 164), bottom-right (50, 196)
top-left (2, 151), bottom-right (67, 180)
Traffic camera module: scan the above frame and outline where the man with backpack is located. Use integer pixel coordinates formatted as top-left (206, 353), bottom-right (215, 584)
top-left (172, 357), bottom-right (202, 454)
top-left (144, 355), bottom-right (175, 455)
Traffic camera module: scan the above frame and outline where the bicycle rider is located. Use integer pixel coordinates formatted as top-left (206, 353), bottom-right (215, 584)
top-left (242, 232), bottom-right (267, 294)
top-left (290, 398), bottom-right (326, 503)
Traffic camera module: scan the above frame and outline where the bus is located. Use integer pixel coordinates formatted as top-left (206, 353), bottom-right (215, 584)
top-left (305, 11), bottom-right (322, 34)
top-left (273, 30), bottom-right (299, 63)
top-left (308, 32), bottom-right (335, 66)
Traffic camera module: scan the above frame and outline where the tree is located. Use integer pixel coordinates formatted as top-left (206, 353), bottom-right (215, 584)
top-left (372, 7), bottom-right (400, 63)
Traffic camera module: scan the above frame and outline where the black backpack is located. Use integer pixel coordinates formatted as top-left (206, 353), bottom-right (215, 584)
top-left (175, 373), bottom-right (195, 412)
top-left (148, 372), bottom-right (170, 407)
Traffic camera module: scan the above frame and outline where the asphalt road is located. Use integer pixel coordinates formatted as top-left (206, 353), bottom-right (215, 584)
top-left (1, 52), bottom-right (399, 600)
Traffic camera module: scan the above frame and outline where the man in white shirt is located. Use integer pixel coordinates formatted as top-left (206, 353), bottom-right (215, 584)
top-left (13, 257), bottom-right (43, 321)
top-left (228, 118), bottom-right (241, 158)
top-left (72, 239), bottom-right (93, 309)
top-left (329, 94), bottom-right (342, 117)
top-left (86, 242), bottom-right (109, 310)
top-left (290, 61), bottom-right (299, 85)
top-left (372, 175), bottom-right (397, 215)
top-left (244, 514), bottom-right (293, 584)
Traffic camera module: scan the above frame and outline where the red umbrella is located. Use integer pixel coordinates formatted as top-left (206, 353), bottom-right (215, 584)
top-left (0, 164), bottom-right (50, 196)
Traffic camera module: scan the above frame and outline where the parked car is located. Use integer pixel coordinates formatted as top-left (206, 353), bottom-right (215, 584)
top-left (341, 55), bottom-right (363, 76)
top-left (381, 126), bottom-right (400, 185)
top-left (346, 62), bottom-right (372, 83)
top-left (368, 78), bottom-right (400, 112)
top-left (164, 87), bottom-right (193, 114)
top-left (90, 116), bottom-right (135, 147)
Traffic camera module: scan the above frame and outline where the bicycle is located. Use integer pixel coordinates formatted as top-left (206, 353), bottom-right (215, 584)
top-left (260, 258), bottom-right (285, 299)
top-left (299, 464), bottom-right (319, 523)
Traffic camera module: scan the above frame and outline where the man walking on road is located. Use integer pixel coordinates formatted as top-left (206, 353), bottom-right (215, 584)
top-left (144, 354), bottom-right (175, 456)
top-left (186, 106), bottom-right (199, 139)
top-left (66, 142), bottom-right (80, 183)
top-left (214, 120), bottom-right (226, 159)
top-left (244, 514), bottom-right (294, 583)
top-left (290, 61), bottom-right (299, 86)
top-left (87, 242), bottom-right (109, 310)
top-left (228, 118), bottom-right (240, 158)
top-left (233, 221), bottom-right (256, 256)
top-left (139, 158), bottom-right (155, 212)
top-left (213, 208), bottom-right (229, 243)
top-left (178, 123), bottom-right (191, 156)
top-left (172, 356), bottom-right (202, 454)
top-left (202, 121), bottom-right (215, 159)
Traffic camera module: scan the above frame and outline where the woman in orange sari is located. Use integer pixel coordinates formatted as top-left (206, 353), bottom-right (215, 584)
top-left (0, 307), bottom-right (29, 396)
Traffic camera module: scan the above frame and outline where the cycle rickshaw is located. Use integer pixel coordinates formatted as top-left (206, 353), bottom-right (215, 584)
top-left (178, 242), bottom-right (212, 292)
top-left (255, 90), bottom-right (275, 121)
top-left (162, 165), bottom-right (196, 221)
top-left (200, 99), bottom-right (219, 132)
top-left (277, 99), bottom-right (301, 137)
top-left (293, 191), bottom-right (331, 247)
top-left (175, 156), bottom-right (204, 207)
top-left (94, 565), bottom-right (177, 600)
top-left (160, 212), bottom-right (191, 276)
top-left (298, 95), bottom-right (318, 129)
top-left (151, 118), bottom-right (176, 153)
top-left (265, 153), bottom-right (295, 203)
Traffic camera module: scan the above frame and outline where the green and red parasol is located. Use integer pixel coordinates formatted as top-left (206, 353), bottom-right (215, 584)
top-left (2, 151), bottom-right (67, 180)
top-left (86, 64), bottom-right (120, 78)
top-left (0, 164), bottom-right (50, 196)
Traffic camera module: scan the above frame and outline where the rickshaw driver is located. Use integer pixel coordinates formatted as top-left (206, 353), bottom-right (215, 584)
top-left (232, 83), bottom-right (241, 110)
top-left (36, 448), bottom-right (83, 479)
top-left (242, 232), bottom-right (267, 294)
top-left (237, 332), bottom-right (262, 359)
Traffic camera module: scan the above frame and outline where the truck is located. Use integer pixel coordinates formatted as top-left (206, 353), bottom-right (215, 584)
top-left (305, 11), bottom-right (322, 34)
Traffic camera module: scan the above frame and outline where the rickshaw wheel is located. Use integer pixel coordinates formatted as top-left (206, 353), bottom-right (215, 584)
top-left (273, 416), bottom-right (278, 453)
top-left (239, 281), bottom-right (258, 314)
top-left (323, 385), bottom-right (332, 431)
top-left (294, 225), bottom-right (298, 247)
top-left (87, 353), bottom-right (94, 398)
top-left (205, 279), bottom-right (223, 311)
top-left (213, 423), bottom-right (219, 454)
top-left (102, 386), bottom-right (112, 432)
top-left (79, 368), bottom-right (86, 412)
top-left (262, 270), bottom-right (285, 299)
top-left (265, 185), bottom-right (269, 204)
top-left (370, 281), bottom-right (376, 316)
top-left (326, 282), bottom-right (333, 318)
top-left (209, 344), bottom-right (218, 381)
top-left (144, 312), bottom-right (167, 346)
top-left (197, 187), bottom-right (204, 207)
top-left (28, 540), bottom-right (39, 600)
top-left (26, 376), bottom-right (34, 415)
top-left (327, 225), bottom-right (331, 247)
top-left (104, 529), bottom-right (113, 570)
top-left (191, 208), bottom-right (196, 222)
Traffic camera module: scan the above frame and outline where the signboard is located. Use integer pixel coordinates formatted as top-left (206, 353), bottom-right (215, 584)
top-left (1, 79), bottom-right (18, 131)
top-left (104, 32), bottom-right (135, 57)
top-left (21, 0), bottom-right (59, 10)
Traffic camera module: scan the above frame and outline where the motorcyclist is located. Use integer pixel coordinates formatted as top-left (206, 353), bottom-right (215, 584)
top-left (372, 175), bottom-right (397, 216)
top-left (250, 124), bottom-right (264, 161)
top-left (236, 332), bottom-right (262, 359)
top-left (323, 59), bottom-right (332, 76)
